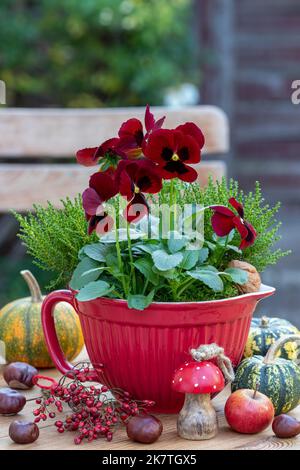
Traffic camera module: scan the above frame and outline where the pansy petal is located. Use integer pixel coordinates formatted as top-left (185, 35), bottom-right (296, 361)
top-left (76, 147), bottom-right (98, 166)
top-left (124, 192), bottom-right (149, 224)
top-left (232, 215), bottom-right (248, 239)
top-left (82, 188), bottom-right (102, 216)
top-left (89, 171), bottom-right (119, 202)
top-left (210, 205), bottom-right (236, 217)
top-left (144, 105), bottom-right (155, 132)
top-left (144, 129), bottom-right (175, 164)
top-left (176, 122), bottom-right (205, 149)
top-left (118, 118), bottom-right (144, 146)
top-left (229, 197), bottom-right (244, 218)
top-left (239, 221), bottom-right (257, 249)
top-left (211, 213), bottom-right (236, 237)
top-left (176, 164), bottom-right (198, 182)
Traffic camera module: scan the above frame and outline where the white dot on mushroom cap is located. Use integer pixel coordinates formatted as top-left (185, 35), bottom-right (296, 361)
top-left (185, 363), bottom-right (189, 366)
top-left (179, 378), bottom-right (183, 382)
top-left (172, 380), bottom-right (175, 384)
top-left (194, 383), bottom-right (199, 387)
top-left (196, 366), bottom-right (200, 370)
top-left (213, 385), bottom-right (217, 389)
top-left (202, 375), bottom-right (206, 379)
top-left (180, 368), bottom-right (183, 371)
top-left (216, 370), bottom-right (219, 374)
top-left (206, 364), bottom-right (210, 367)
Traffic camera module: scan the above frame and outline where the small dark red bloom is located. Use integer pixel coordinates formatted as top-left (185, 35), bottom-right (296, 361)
top-left (118, 105), bottom-right (165, 159)
top-left (116, 159), bottom-right (162, 223)
top-left (82, 171), bottom-right (118, 234)
top-left (144, 126), bottom-right (203, 182)
top-left (76, 147), bottom-right (99, 167)
top-left (210, 197), bottom-right (257, 249)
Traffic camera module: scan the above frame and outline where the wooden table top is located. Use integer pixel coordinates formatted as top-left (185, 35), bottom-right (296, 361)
top-left (1, 352), bottom-right (300, 451)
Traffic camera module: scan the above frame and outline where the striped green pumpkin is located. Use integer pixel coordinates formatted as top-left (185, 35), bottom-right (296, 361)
top-left (0, 271), bottom-right (84, 368)
top-left (244, 316), bottom-right (299, 360)
top-left (233, 334), bottom-right (300, 415)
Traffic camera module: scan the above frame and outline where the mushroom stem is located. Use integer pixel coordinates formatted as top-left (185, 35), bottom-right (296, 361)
top-left (177, 393), bottom-right (218, 440)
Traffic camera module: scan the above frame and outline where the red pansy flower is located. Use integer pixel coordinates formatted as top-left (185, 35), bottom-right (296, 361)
top-left (76, 138), bottom-right (128, 168)
top-left (144, 124), bottom-right (204, 182)
top-left (118, 105), bottom-right (165, 159)
top-left (82, 171), bottom-right (118, 234)
top-left (210, 197), bottom-right (257, 249)
top-left (116, 159), bottom-right (162, 223)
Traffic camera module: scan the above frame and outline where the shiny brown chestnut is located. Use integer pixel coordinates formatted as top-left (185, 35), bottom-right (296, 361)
top-left (0, 388), bottom-right (26, 415)
top-left (272, 414), bottom-right (300, 438)
top-left (9, 420), bottom-right (39, 444)
top-left (3, 362), bottom-right (38, 390)
top-left (126, 414), bottom-right (163, 444)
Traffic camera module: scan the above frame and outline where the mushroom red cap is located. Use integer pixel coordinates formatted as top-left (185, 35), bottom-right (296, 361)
top-left (172, 361), bottom-right (225, 394)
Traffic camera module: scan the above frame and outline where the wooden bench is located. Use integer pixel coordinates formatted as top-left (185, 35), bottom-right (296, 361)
top-left (0, 106), bottom-right (228, 211)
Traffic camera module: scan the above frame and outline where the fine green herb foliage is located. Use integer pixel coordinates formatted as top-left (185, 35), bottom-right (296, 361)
top-left (14, 196), bottom-right (97, 289)
top-left (14, 178), bottom-right (290, 308)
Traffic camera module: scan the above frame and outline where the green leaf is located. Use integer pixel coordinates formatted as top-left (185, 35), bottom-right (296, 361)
top-left (127, 291), bottom-right (155, 310)
top-left (152, 249), bottom-right (183, 271)
top-left (69, 257), bottom-right (100, 290)
top-left (76, 280), bottom-right (112, 301)
top-left (167, 232), bottom-right (187, 253)
top-left (134, 257), bottom-right (159, 286)
top-left (187, 269), bottom-right (224, 292)
top-left (152, 266), bottom-right (178, 279)
top-left (83, 243), bottom-right (108, 262)
top-left (198, 247), bottom-right (209, 263)
top-left (227, 244), bottom-right (242, 255)
top-left (213, 229), bottom-right (235, 245)
top-left (180, 250), bottom-right (200, 270)
top-left (223, 267), bottom-right (248, 285)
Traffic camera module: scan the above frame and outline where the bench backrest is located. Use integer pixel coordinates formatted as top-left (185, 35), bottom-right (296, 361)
top-left (0, 106), bottom-right (229, 211)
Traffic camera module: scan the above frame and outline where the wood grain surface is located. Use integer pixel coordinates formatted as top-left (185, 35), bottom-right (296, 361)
top-left (0, 351), bottom-right (299, 451)
top-left (0, 161), bottom-right (226, 211)
top-left (0, 106), bottom-right (229, 157)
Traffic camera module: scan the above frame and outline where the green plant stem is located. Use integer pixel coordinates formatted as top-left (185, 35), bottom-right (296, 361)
top-left (115, 198), bottom-right (127, 297)
top-left (142, 279), bottom-right (149, 295)
top-left (176, 277), bottom-right (196, 298)
top-left (215, 233), bottom-right (230, 267)
top-left (127, 222), bottom-right (136, 294)
top-left (170, 179), bottom-right (177, 231)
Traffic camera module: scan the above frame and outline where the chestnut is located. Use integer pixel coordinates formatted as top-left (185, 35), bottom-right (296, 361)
top-left (0, 388), bottom-right (26, 416)
top-left (3, 362), bottom-right (38, 390)
top-left (9, 420), bottom-right (39, 444)
top-left (272, 414), bottom-right (300, 438)
top-left (126, 414), bottom-right (163, 444)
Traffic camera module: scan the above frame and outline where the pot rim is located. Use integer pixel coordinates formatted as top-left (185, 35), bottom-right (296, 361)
top-left (73, 283), bottom-right (275, 307)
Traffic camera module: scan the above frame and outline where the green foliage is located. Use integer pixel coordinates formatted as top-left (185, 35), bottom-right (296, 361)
top-left (181, 177), bottom-right (290, 272)
top-left (0, 0), bottom-right (196, 107)
top-left (14, 178), bottom-right (290, 309)
top-left (14, 196), bottom-right (97, 289)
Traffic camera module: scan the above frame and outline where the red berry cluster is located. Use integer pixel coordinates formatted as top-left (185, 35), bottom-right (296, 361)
top-left (32, 363), bottom-right (154, 445)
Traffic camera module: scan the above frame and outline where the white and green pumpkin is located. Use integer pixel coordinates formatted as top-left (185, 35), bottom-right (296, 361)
top-left (233, 334), bottom-right (300, 415)
top-left (244, 316), bottom-right (299, 360)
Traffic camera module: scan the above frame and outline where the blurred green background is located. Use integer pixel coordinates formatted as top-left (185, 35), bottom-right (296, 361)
top-left (0, 0), bottom-right (198, 306)
top-left (0, 0), bottom-right (197, 108)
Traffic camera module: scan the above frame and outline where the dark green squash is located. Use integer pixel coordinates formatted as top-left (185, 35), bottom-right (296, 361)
top-left (233, 334), bottom-right (300, 415)
top-left (244, 316), bottom-right (299, 360)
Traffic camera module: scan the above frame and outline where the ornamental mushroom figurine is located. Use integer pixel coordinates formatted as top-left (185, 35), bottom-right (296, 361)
top-left (172, 343), bottom-right (235, 440)
top-left (172, 361), bottom-right (224, 440)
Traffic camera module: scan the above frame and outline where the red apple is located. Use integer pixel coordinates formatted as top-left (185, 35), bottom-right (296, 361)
top-left (225, 389), bottom-right (274, 434)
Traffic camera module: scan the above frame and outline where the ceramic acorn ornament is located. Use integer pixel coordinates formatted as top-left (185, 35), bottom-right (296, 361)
top-left (172, 343), bottom-right (235, 440)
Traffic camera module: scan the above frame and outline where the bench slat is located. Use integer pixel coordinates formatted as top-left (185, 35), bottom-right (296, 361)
top-left (0, 106), bottom-right (229, 157)
top-left (0, 162), bottom-right (226, 211)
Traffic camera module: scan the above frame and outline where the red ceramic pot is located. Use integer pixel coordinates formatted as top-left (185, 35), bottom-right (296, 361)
top-left (41, 284), bottom-right (275, 413)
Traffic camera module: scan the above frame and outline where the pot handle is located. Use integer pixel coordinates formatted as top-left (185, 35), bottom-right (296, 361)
top-left (41, 290), bottom-right (77, 375)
